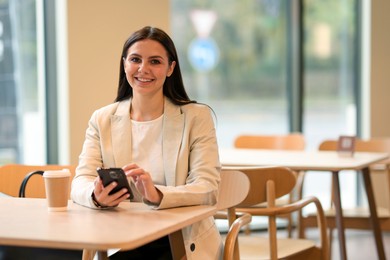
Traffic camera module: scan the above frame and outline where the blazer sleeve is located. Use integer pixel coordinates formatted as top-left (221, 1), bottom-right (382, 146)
top-left (70, 109), bottom-right (104, 209)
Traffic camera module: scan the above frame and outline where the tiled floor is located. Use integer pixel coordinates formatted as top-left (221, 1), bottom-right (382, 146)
top-left (321, 229), bottom-right (390, 260)
top-left (218, 215), bottom-right (390, 259)
top-left (244, 228), bottom-right (390, 260)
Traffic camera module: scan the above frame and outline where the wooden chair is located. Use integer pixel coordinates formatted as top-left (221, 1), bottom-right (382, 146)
top-left (299, 138), bottom-right (390, 251)
top-left (216, 169), bottom-right (252, 260)
top-left (234, 133), bottom-right (305, 151)
top-left (234, 133), bottom-right (306, 237)
top-left (226, 166), bottom-right (328, 260)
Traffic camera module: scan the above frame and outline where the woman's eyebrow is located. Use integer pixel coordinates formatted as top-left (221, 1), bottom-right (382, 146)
top-left (128, 53), bottom-right (164, 60)
top-left (128, 52), bottom-right (141, 57)
top-left (148, 55), bottom-right (164, 60)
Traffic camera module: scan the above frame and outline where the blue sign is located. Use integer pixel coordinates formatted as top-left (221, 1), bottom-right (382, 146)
top-left (188, 38), bottom-right (219, 72)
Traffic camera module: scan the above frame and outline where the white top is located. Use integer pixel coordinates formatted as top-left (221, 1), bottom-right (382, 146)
top-left (131, 115), bottom-right (165, 185)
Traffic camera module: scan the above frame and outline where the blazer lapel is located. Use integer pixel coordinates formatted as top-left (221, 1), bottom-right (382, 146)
top-left (163, 98), bottom-right (184, 186)
top-left (111, 99), bottom-right (132, 167)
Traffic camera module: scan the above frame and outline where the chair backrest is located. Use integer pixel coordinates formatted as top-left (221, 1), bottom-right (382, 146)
top-left (227, 166), bottom-right (328, 260)
top-left (0, 164), bottom-right (76, 198)
top-left (234, 133), bottom-right (305, 150)
top-left (217, 170), bottom-right (250, 211)
top-left (319, 138), bottom-right (390, 209)
top-left (223, 166), bottom-right (297, 208)
top-left (217, 169), bottom-right (251, 260)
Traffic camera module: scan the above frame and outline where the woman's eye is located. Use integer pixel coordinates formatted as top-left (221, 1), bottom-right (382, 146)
top-left (130, 57), bottom-right (141, 63)
top-left (151, 59), bottom-right (161, 64)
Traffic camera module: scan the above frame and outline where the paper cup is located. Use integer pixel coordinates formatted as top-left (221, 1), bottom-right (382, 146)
top-left (43, 169), bottom-right (71, 211)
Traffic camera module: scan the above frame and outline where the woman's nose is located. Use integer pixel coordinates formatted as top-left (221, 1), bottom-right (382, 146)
top-left (138, 62), bottom-right (149, 72)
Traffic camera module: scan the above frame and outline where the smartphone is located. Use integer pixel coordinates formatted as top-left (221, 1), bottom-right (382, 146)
top-left (97, 167), bottom-right (133, 199)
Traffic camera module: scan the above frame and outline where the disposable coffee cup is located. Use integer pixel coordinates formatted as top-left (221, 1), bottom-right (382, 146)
top-left (43, 169), bottom-right (71, 212)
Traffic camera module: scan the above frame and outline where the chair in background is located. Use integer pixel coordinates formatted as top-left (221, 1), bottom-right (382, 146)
top-left (234, 133), bottom-right (305, 151)
top-left (299, 138), bottom-right (390, 252)
top-left (233, 133), bottom-right (306, 237)
top-left (0, 164), bottom-right (82, 260)
top-left (227, 166), bottom-right (328, 260)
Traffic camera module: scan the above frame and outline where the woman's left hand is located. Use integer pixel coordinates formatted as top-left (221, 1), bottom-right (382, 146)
top-left (122, 163), bottom-right (162, 205)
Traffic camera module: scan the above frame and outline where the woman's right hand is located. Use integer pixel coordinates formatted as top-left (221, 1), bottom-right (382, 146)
top-left (92, 176), bottom-right (130, 207)
top-left (123, 163), bottom-right (163, 205)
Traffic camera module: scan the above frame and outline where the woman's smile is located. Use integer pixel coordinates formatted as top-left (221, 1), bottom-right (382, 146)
top-left (135, 76), bottom-right (154, 83)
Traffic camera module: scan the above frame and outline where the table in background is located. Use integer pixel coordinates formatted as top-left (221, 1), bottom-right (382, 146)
top-left (0, 198), bottom-right (216, 260)
top-left (220, 148), bottom-right (389, 260)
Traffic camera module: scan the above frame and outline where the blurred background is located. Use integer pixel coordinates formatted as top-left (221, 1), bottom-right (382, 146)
top-left (0, 0), bottom-right (388, 211)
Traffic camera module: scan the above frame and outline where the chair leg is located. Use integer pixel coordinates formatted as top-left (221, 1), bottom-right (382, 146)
top-left (328, 228), bottom-right (333, 260)
top-left (297, 209), bottom-right (306, 239)
top-left (287, 213), bottom-right (293, 238)
top-left (82, 249), bottom-right (96, 260)
top-left (295, 170), bottom-right (306, 239)
top-left (244, 223), bottom-right (251, 235)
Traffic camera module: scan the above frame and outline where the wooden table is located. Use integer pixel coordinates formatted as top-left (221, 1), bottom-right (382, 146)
top-left (220, 148), bottom-right (389, 260)
top-left (0, 197), bottom-right (217, 260)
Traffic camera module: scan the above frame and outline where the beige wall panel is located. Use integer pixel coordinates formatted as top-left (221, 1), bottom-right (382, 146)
top-left (371, 169), bottom-right (390, 210)
top-left (67, 0), bottom-right (170, 164)
top-left (370, 1), bottom-right (390, 212)
top-left (371, 1), bottom-right (390, 137)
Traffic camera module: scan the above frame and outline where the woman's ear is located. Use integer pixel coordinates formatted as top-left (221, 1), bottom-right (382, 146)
top-left (167, 61), bottom-right (176, 77)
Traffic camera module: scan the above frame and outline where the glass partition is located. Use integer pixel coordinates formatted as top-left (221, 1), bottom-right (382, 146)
top-left (0, 0), bottom-right (45, 164)
top-left (171, 0), bottom-right (289, 148)
top-left (303, 0), bottom-right (358, 207)
top-left (171, 0), bottom-right (360, 210)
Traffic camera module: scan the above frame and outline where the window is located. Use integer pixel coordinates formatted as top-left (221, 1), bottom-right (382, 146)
top-left (0, 0), bottom-right (46, 164)
top-left (303, 0), bottom-right (359, 207)
top-left (171, 0), bottom-right (360, 208)
top-left (171, 1), bottom-right (289, 148)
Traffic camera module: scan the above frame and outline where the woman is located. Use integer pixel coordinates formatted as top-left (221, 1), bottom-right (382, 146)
top-left (71, 26), bottom-right (222, 259)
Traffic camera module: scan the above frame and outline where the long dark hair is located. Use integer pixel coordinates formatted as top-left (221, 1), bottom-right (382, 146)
top-left (115, 26), bottom-right (196, 106)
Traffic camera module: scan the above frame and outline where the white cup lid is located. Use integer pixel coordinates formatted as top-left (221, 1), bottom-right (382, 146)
top-left (43, 169), bottom-right (71, 178)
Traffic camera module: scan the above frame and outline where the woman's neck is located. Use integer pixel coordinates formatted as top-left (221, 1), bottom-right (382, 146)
top-left (130, 96), bottom-right (164, 121)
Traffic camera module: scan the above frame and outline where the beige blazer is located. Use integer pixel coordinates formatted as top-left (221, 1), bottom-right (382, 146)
top-left (71, 97), bottom-right (223, 259)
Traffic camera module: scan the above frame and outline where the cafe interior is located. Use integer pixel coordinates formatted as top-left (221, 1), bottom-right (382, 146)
top-left (0, 1), bottom-right (389, 259)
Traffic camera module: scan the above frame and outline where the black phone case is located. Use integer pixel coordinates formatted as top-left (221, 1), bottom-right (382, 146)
top-left (97, 168), bottom-right (133, 199)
